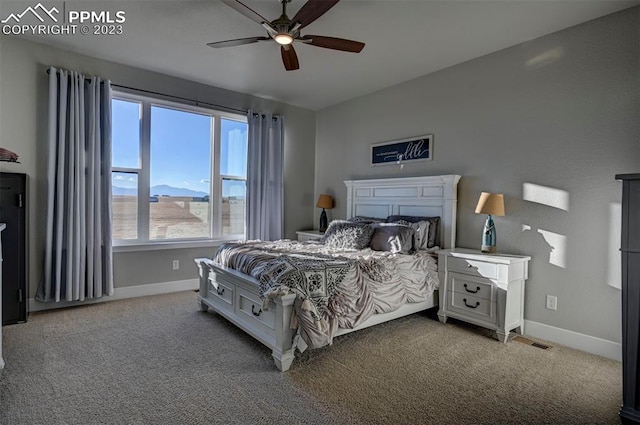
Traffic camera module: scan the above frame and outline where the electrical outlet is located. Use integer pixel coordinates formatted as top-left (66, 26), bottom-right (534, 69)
top-left (546, 295), bottom-right (557, 311)
top-left (172, 260), bottom-right (180, 270)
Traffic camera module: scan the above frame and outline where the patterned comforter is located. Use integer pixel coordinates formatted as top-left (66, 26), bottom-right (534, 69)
top-left (213, 240), bottom-right (439, 349)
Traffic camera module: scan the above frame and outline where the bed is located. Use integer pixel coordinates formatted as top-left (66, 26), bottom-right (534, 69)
top-left (194, 175), bottom-right (461, 371)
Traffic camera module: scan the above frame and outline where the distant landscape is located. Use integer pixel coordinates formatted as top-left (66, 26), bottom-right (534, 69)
top-left (112, 185), bottom-right (245, 240)
top-left (113, 184), bottom-right (210, 198)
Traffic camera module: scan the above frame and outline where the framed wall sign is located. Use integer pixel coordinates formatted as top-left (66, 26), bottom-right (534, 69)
top-left (371, 134), bottom-right (433, 166)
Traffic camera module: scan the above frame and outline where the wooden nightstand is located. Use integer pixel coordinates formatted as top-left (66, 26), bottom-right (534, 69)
top-left (296, 230), bottom-right (324, 242)
top-left (437, 248), bottom-right (531, 343)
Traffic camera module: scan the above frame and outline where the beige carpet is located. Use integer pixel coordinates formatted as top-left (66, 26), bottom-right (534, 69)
top-left (0, 291), bottom-right (622, 424)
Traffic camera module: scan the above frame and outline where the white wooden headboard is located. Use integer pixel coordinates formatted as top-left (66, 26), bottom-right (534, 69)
top-left (344, 175), bottom-right (461, 249)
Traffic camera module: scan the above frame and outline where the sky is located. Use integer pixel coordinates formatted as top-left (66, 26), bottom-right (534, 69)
top-left (111, 99), bottom-right (247, 197)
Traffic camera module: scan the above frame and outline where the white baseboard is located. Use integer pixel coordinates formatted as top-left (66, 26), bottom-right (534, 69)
top-left (28, 279), bottom-right (199, 312)
top-left (524, 320), bottom-right (621, 362)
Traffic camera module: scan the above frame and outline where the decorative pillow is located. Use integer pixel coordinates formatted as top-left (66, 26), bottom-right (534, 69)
top-left (387, 215), bottom-right (440, 248)
top-left (396, 219), bottom-right (431, 250)
top-left (321, 220), bottom-right (375, 250)
top-left (347, 215), bottom-right (386, 224)
top-left (369, 223), bottom-right (416, 254)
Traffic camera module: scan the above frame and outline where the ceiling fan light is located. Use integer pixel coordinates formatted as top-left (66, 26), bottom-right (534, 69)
top-left (274, 33), bottom-right (293, 45)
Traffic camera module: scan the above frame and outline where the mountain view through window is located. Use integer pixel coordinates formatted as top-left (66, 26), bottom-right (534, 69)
top-left (111, 96), bottom-right (248, 242)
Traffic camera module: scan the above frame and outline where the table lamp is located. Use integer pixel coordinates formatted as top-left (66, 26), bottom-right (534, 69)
top-left (475, 192), bottom-right (505, 253)
top-left (316, 194), bottom-right (333, 232)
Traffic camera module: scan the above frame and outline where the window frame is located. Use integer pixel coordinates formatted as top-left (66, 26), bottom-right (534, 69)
top-left (111, 90), bottom-right (247, 248)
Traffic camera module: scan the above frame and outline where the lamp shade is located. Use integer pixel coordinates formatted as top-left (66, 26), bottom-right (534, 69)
top-left (316, 194), bottom-right (333, 209)
top-left (475, 192), bottom-right (505, 216)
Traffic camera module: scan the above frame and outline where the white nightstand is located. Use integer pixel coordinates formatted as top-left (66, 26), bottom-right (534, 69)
top-left (437, 248), bottom-right (531, 343)
top-left (296, 230), bottom-right (324, 242)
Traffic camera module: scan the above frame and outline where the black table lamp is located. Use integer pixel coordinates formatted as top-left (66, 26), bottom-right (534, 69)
top-left (316, 194), bottom-right (333, 232)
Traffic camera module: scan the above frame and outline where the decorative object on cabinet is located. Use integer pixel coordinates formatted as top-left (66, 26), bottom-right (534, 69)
top-left (437, 248), bottom-right (530, 343)
top-left (475, 192), bottom-right (505, 253)
top-left (296, 230), bottom-right (324, 242)
top-left (616, 173), bottom-right (640, 425)
top-left (0, 147), bottom-right (19, 163)
top-left (371, 134), bottom-right (433, 166)
top-left (0, 172), bottom-right (28, 325)
top-left (316, 194), bottom-right (333, 232)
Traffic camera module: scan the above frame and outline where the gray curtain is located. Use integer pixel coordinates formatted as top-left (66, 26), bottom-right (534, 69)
top-left (37, 67), bottom-right (113, 302)
top-left (246, 111), bottom-right (284, 241)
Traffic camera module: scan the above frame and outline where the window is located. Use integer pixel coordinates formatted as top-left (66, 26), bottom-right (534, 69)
top-left (111, 93), bottom-right (248, 244)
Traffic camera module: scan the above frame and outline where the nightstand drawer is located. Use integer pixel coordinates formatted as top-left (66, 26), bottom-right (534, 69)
top-left (448, 291), bottom-right (496, 323)
top-left (450, 273), bottom-right (494, 301)
top-left (448, 256), bottom-right (498, 279)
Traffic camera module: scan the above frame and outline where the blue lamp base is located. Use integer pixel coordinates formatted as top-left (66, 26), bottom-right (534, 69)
top-left (481, 215), bottom-right (497, 253)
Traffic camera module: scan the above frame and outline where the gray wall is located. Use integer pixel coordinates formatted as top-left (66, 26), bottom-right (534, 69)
top-left (0, 36), bottom-right (316, 297)
top-left (1, 7), bottom-right (638, 344)
top-left (315, 7), bottom-right (640, 343)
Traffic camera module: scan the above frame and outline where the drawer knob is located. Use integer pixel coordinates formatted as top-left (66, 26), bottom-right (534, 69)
top-left (216, 287), bottom-right (225, 296)
top-left (463, 298), bottom-right (480, 309)
top-left (467, 264), bottom-right (473, 268)
top-left (251, 305), bottom-right (262, 317)
top-left (463, 283), bottom-right (481, 294)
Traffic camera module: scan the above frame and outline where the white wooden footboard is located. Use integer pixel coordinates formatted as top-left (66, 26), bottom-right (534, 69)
top-left (195, 257), bottom-right (439, 371)
top-left (194, 257), bottom-right (297, 371)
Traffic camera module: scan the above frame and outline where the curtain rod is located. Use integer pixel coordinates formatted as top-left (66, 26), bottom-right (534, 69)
top-left (46, 68), bottom-right (248, 116)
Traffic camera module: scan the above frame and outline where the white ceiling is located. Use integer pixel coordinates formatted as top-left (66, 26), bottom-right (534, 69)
top-left (10, 0), bottom-right (639, 110)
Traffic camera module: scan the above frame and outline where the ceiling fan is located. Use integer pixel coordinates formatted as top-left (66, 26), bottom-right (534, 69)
top-left (208, 0), bottom-right (365, 71)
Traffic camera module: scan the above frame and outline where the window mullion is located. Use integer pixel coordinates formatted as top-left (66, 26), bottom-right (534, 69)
top-left (220, 174), bottom-right (245, 181)
top-left (113, 166), bottom-right (140, 174)
top-left (211, 115), bottom-right (221, 238)
top-left (139, 101), bottom-right (151, 241)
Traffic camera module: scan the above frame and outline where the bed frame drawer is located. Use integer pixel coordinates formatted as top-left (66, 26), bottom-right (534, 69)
top-left (207, 274), bottom-right (234, 313)
top-left (236, 288), bottom-right (276, 335)
top-left (448, 291), bottom-right (496, 323)
top-left (447, 256), bottom-right (498, 279)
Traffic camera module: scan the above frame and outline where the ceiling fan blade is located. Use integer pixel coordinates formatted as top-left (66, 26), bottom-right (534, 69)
top-left (301, 35), bottom-right (365, 53)
top-left (291, 0), bottom-right (340, 30)
top-left (221, 0), bottom-right (270, 25)
top-left (281, 45), bottom-right (300, 71)
top-left (207, 36), bottom-right (270, 48)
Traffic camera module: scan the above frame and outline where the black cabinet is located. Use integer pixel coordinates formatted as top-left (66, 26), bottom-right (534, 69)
top-left (617, 173), bottom-right (640, 424)
top-left (0, 172), bottom-right (27, 325)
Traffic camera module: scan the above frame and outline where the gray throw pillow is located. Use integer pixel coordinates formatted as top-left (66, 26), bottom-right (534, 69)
top-left (387, 215), bottom-right (440, 248)
top-left (369, 223), bottom-right (416, 254)
top-left (321, 220), bottom-right (375, 250)
top-left (395, 220), bottom-right (431, 250)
